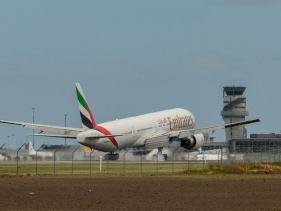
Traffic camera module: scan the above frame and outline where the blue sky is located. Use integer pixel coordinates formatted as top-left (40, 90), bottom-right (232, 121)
top-left (0, 0), bottom-right (281, 148)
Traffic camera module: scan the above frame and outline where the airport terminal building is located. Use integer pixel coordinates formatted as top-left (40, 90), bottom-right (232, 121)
top-left (229, 133), bottom-right (281, 154)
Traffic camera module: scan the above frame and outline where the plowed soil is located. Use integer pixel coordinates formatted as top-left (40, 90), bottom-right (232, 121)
top-left (0, 175), bottom-right (281, 210)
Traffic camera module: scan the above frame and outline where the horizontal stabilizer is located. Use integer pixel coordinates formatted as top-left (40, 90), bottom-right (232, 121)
top-left (27, 134), bottom-right (77, 139)
top-left (0, 120), bottom-right (84, 136)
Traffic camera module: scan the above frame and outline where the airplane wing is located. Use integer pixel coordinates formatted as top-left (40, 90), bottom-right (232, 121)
top-left (29, 133), bottom-right (123, 139)
top-left (168, 118), bottom-right (261, 139)
top-left (138, 118), bottom-right (260, 149)
top-left (0, 120), bottom-right (84, 137)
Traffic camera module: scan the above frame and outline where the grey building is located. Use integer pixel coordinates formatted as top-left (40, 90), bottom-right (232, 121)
top-left (221, 86), bottom-right (248, 141)
top-left (229, 133), bottom-right (281, 153)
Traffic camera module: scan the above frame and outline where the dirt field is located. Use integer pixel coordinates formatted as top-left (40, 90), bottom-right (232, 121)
top-left (0, 175), bottom-right (281, 210)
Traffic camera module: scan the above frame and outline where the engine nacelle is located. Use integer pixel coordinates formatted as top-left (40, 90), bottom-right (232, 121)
top-left (180, 133), bottom-right (204, 150)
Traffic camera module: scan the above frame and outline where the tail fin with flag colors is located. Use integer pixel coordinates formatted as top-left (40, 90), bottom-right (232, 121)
top-left (76, 83), bottom-right (96, 129)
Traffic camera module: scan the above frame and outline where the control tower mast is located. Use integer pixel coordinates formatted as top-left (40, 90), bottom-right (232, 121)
top-left (221, 87), bottom-right (248, 141)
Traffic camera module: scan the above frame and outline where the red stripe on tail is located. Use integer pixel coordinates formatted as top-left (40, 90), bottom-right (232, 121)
top-left (86, 103), bottom-right (97, 127)
top-left (86, 103), bottom-right (118, 148)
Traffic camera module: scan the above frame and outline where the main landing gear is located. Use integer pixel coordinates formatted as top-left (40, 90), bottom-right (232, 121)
top-left (104, 152), bottom-right (119, 161)
top-left (153, 147), bottom-right (167, 161)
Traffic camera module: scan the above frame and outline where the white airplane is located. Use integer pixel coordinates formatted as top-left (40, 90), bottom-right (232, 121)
top-left (28, 141), bottom-right (53, 159)
top-left (0, 154), bottom-right (6, 161)
top-left (0, 83), bottom-right (260, 160)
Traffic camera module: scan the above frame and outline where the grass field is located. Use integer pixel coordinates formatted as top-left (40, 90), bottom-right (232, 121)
top-left (1, 161), bottom-right (281, 176)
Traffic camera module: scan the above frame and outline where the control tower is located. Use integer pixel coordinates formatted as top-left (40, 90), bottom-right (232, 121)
top-left (221, 87), bottom-right (248, 141)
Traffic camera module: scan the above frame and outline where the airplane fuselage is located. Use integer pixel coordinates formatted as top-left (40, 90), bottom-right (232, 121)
top-left (77, 108), bottom-right (195, 152)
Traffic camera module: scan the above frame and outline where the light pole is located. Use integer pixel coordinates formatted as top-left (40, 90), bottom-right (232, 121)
top-left (32, 107), bottom-right (36, 147)
top-left (7, 134), bottom-right (14, 148)
top-left (64, 114), bottom-right (67, 146)
top-left (6, 136), bottom-right (10, 149)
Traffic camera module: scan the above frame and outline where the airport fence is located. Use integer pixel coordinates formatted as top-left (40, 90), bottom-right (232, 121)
top-left (1, 144), bottom-right (281, 176)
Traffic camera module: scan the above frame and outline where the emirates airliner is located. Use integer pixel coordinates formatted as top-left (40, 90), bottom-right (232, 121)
top-left (0, 83), bottom-right (260, 159)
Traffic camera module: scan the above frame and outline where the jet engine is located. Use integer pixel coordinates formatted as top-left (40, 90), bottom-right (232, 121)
top-left (180, 134), bottom-right (204, 150)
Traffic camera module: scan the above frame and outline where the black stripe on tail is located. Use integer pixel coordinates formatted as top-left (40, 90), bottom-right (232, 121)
top-left (80, 112), bottom-right (94, 129)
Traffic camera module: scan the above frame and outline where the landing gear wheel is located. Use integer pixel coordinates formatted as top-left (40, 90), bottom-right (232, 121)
top-left (153, 147), bottom-right (166, 161)
top-left (104, 153), bottom-right (119, 161)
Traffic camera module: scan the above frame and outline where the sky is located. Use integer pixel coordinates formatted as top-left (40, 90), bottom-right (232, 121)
top-left (0, 0), bottom-right (281, 148)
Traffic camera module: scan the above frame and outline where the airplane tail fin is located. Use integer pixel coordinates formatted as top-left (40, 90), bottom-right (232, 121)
top-left (28, 141), bottom-right (36, 155)
top-left (75, 83), bottom-right (97, 129)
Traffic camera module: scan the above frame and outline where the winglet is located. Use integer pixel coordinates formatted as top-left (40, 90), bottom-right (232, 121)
top-left (224, 118), bottom-right (260, 128)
